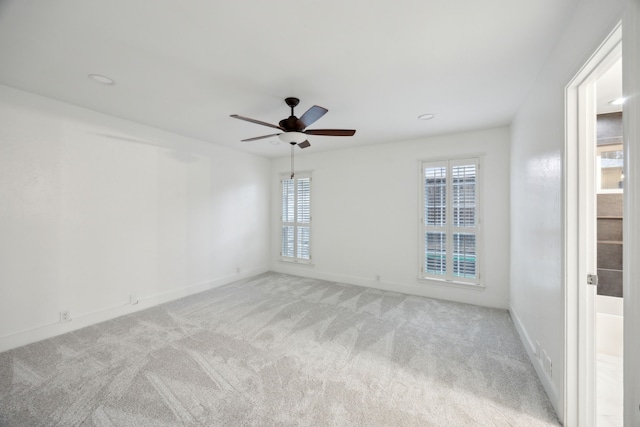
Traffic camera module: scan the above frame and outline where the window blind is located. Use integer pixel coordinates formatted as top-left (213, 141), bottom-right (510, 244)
top-left (281, 174), bottom-right (311, 263)
top-left (421, 159), bottom-right (480, 284)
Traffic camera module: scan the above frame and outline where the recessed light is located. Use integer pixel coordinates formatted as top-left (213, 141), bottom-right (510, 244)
top-left (609, 97), bottom-right (625, 105)
top-left (418, 113), bottom-right (435, 120)
top-left (88, 74), bottom-right (115, 85)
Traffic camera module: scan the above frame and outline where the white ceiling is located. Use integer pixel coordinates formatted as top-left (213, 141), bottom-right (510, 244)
top-left (0, 0), bottom-right (580, 158)
top-left (597, 58), bottom-right (623, 114)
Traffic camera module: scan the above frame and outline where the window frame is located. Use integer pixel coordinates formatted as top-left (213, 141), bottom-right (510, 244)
top-left (596, 143), bottom-right (624, 194)
top-left (418, 156), bottom-right (484, 287)
top-left (279, 172), bottom-right (312, 265)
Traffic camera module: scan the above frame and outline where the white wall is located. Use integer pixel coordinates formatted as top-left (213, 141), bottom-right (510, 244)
top-left (270, 127), bottom-right (511, 309)
top-left (0, 84), bottom-right (270, 352)
top-left (509, 0), bottom-right (625, 423)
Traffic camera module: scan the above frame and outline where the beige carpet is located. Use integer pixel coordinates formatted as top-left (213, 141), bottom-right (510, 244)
top-left (0, 272), bottom-right (559, 426)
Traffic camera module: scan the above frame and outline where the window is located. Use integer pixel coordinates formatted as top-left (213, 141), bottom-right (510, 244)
top-left (420, 158), bottom-right (481, 285)
top-left (596, 144), bottom-right (623, 193)
top-left (280, 173), bottom-right (311, 263)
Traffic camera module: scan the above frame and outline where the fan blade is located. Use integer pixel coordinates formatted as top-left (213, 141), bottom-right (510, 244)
top-left (241, 133), bottom-right (281, 142)
top-left (299, 105), bottom-right (328, 128)
top-left (298, 140), bottom-right (311, 149)
top-left (230, 114), bottom-right (283, 131)
top-left (304, 129), bottom-right (356, 136)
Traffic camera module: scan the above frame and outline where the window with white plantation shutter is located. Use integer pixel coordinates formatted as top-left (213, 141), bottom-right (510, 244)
top-left (420, 158), bottom-right (481, 285)
top-left (281, 173), bottom-right (311, 263)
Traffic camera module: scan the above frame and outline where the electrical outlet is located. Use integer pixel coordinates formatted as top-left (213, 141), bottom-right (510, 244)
top-left (60, 310), bottom-right (71, 323)
top-left (539, 349), bottom-right (553, 378)
top-left (375, 274), bottom-right (380, 282)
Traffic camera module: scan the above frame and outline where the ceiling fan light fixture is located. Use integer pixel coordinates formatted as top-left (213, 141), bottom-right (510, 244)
top-left (278, 132), bottom-right (307, 144)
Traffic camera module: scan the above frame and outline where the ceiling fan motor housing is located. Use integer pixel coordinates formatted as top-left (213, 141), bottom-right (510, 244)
top-left (279, 116), bottom-right (305, 131)
top-left (280, 97), bottom-right (305, 131)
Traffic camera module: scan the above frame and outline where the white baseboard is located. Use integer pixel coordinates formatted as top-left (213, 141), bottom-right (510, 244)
top-left (509, 305), bottom-right (560, 419)
top-left (0, 266), bottom-right (269, 353)
top-left (271, 264), bottom-right (507, 309)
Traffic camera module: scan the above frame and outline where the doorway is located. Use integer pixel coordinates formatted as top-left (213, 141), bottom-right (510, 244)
top-left (564, 24), bottom-right (622, 427)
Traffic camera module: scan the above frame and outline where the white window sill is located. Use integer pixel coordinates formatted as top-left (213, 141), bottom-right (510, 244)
top-left (278, 258), bottom-right (314, 267)
top-left (417, 276), bottom-right (486, 290)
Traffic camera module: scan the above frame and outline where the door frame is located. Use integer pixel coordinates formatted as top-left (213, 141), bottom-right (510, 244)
top-left (564, 24), bottom-right (622, 427)
top-left (622, 1), bottom-right (640, 424)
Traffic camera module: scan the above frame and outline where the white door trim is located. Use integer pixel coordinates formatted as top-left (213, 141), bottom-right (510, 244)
top-left (622, 0), bottom-right (640, 424)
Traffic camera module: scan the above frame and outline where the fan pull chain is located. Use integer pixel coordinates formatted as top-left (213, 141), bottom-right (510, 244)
top-left (290, 144), bottom-right (295, 179)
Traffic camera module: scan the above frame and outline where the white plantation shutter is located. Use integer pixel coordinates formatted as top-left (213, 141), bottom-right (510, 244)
top-left (452, 164), bottom-right (476, 228)
top-left (282, 179), bottom-right (294, 222)
top-left (424, 163), bottom-right (447, 276)
top-left (297, 226), bottom-right (310, 259)
top-left (281, 226), bottom-right (294, 258)
top-left (281, 179), bottom-right (295, 258)
top-left (421, 158), bottom-right (480, 284)
top-left (281, 173), bottom-right (311, 263)
top-left (296, 177), bottom-right (311, 260)
top-left (297, 178), bottom-right (310, 223)
top-left (451, 161), bottom-right (477, 279)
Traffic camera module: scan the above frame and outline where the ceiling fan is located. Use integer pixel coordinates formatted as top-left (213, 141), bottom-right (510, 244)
top-left (230, 97), bottom-right (356, 178)
top-left (231, 97), bottom-right (356, 148)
